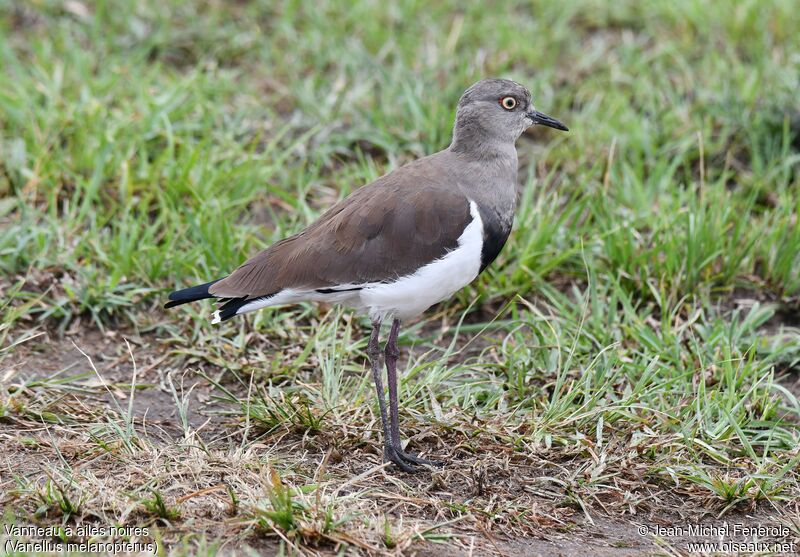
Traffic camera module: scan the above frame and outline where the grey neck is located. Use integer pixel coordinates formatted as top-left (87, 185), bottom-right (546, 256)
top-left (450, 132), bottom-right (514, 161)
top-left (444, 112), bottom-right (520, 219)
top-left (447, 120), bottom-right (519, 200)
top-left (445, 138), bottom-right (519, 225)
top-left (449, 118), bottom-right (519, 161)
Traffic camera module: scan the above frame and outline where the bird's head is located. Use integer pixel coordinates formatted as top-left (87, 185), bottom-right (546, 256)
top-left (452, 78), bottom-right (568, 150)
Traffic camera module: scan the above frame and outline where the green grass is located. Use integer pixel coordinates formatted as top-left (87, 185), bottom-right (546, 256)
top-left (1, 0), bottom-right (799, 555)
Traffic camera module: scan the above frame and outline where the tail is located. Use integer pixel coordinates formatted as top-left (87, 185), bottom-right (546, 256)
top-left (164, 279), bottom-right (222, 309)
top-left (165, 278), bottom-right (258, 324)
top-left (212, 297), bottom-right (257, 324)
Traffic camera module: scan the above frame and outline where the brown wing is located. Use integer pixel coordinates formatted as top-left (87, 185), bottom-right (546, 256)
top-left (209, 156), bottom-right (472, 299)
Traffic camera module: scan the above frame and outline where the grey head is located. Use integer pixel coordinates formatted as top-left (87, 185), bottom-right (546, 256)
top-left (450, 78), bottom-right (568, 154)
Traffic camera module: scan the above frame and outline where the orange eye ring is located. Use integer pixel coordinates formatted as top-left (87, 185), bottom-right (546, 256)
top-left (500, 96), bottom-right (517, 110)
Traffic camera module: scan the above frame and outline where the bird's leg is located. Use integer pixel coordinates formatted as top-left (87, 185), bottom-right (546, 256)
top-left (368, 319), bottom-right (414, 473)
top-left (385, 318), bottom-right (444, 468)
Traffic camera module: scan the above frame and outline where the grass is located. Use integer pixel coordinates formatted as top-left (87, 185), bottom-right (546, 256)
top-left (1, 0), bottom-right (799, 555)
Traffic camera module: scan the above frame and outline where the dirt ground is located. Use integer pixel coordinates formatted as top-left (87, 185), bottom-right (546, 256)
top-left (2, 323), bottom-right (799, 557)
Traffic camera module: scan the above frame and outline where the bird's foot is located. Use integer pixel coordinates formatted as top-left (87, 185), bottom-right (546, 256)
top-left (395, 447), bottom-right (444, 467)
top-left (384, 445), bottom-right (444, 472)
top-left (384, 448), bottom-right (417, 473)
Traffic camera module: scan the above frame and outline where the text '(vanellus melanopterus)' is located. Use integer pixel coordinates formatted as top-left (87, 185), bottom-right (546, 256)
top-left (165, 78), bottom-right (568, 472)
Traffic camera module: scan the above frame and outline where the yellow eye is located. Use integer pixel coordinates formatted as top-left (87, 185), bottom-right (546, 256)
top-left (500, 96), bottom-right (517, 110)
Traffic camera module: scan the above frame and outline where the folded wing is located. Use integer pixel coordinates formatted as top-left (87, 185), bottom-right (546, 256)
top-left (209, 158), bottom-right (473, 301)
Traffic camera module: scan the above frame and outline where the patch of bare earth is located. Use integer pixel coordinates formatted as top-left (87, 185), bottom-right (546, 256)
top-left (2, 325), bottom-right (799, 556)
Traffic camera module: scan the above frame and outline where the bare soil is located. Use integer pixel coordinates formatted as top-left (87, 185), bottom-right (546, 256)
top-left (2, 324), bottom-right (799, 556)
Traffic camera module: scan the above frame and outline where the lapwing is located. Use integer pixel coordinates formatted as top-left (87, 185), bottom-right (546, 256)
top-left (165, 78), bottom-right (568, 472)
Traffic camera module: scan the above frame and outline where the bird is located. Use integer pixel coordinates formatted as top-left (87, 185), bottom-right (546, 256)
top-left (165, 78), bottom-right (568, 472)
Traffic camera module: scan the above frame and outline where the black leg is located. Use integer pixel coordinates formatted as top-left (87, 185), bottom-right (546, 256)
top-left (385, 318), bottom-right (444, 468)
top-left (367, 319), bottom-right (414, 473)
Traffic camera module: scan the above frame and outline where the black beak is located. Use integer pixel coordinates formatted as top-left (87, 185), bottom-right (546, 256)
top-left (527, 110), bottom-right (569, 131)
